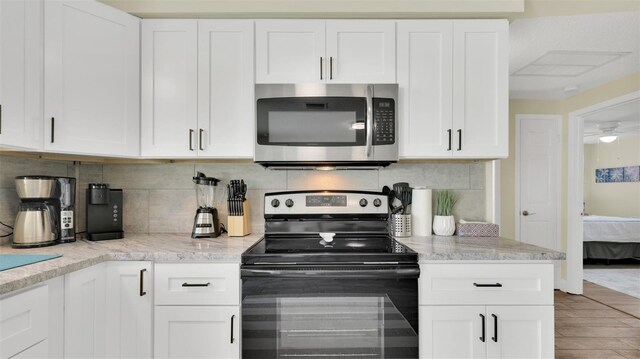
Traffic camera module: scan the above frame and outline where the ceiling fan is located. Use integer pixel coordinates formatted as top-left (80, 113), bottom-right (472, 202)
top-left (584, 121), bottom-right (640, 143)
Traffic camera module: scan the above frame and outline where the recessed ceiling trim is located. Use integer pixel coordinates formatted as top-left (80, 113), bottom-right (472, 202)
top-left (512, 50), bottom-right (631, 77)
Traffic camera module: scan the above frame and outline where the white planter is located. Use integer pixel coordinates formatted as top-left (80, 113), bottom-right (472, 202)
top-left (433, 215), bottom-right (455, 236)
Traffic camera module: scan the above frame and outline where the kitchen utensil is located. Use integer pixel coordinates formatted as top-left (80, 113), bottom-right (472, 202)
top-left (192, 172), bottom-right (223, 238)
top-left (228, 178), bottom-right (251, 237)
top-left (13, 202), bottom-right (57, 247)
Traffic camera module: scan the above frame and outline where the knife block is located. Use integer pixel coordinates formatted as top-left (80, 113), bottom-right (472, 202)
top-left (228, 201), bottom-right (251, 237)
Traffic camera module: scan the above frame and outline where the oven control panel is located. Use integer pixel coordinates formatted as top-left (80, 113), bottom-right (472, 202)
top-left (264, 191), bottom-right (388, 215)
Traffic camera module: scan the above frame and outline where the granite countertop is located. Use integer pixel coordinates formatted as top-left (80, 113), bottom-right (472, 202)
top-left (398, 235), bottom-right (566, 261)
top-left (0, 233), bottom-right (262, 295)
top-left (0, 233), bottom-right (565, 295)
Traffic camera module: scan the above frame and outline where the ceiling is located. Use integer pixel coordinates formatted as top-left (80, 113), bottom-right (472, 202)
top-left (510, 12), bottom-right (640, 100)
top-left (583, 99), bottom-right (640, 144)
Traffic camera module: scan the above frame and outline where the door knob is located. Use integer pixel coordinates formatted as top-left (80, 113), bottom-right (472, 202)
top-left (522, 210), bottom-right (535, 216)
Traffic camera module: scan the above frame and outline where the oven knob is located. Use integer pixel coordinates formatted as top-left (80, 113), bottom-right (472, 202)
top-left (359, 198), bottom-right (368, 207)
top-left (271, 199), bottom-right (280, 208)
top-left (285, 199), bottom-right (294, 208)
top-left (373, 198), bottom-right (382, 207)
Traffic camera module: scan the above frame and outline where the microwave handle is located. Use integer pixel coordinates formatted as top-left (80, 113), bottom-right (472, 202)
top-left (365, 84), bottom-right (373, 157)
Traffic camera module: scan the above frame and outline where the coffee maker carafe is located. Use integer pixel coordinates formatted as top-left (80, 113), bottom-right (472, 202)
top-left (192, 172), bottom-right (224, 238)
top-left (13, 176), bottom-right (76, 248)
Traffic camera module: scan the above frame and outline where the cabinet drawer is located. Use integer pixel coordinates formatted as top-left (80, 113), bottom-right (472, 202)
top-left (154, 263), bottom-right (240, 305)
top-left (419, 263), bottom-right (553, 305)
top-left (0, 285), bottom-right (48, 359)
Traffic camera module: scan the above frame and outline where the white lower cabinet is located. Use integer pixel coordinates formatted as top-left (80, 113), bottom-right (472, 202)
top-left (105, 261), bottom-right (153, 359)
top-left (155, 306), bottom-right (240, 359)
top-left (419, 263), bottom-right (555, 359)
top-left (420, 306), bottom-right (553, 359)
top-left (154, 263), bottom-right (241, 359)
top-left (420, 306), bottom-right (486, 359)
top-left (64, 263), bottom-right (107, 358)
top-left (0, 281), bottom-right (51, 359)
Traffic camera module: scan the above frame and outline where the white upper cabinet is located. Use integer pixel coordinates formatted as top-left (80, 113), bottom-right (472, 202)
top-left (198, 20), bottom-right (254, 158)
top-left (255, 20), bottom-right (325, 84)
top-left (325, 21), bottom-right (396, 83)
top-left (397, 21), bottom-right (453, 158)
top-left (452, 20), bottom-right (508, 158)
top-left (43, 0), bottom-right (140, 157)
top-left (256, 20), bottom-right (396, 84)
top-left (398, 20), bottom-right (508, 159)
top-left (0, 0), bottom-right (43, 150)
top-left (141, 20), bottom-right (198, 157)
top-left (141, 20), bottom-right (254, 158)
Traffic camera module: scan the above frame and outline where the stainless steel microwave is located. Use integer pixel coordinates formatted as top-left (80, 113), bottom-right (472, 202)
top-left (254, 84), bottom-right (398, 169)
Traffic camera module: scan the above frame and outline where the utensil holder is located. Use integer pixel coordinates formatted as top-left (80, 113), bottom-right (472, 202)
top-left (228, 201), bottom-right (251, 237)
top-left (390, 214), bottom-right (411, 237)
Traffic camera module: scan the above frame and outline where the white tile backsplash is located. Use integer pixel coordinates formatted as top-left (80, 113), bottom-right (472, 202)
top-left (0, 155), bottom-right (487, 235)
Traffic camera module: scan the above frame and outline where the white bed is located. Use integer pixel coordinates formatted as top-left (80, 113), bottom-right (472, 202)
top-left (583, 216), bottom-right (640, 259)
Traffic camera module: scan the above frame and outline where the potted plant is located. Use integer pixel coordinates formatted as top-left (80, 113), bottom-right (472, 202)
top-left (433, 190), bottom-right (457, 236)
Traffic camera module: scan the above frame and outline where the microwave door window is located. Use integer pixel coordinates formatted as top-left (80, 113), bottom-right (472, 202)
top-left (268, 111), bottom-right (359, 145)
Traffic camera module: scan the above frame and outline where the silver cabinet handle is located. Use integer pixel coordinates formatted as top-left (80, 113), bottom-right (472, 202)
top-left (189, 129), bottom-right (194, 151)
top-left (139, 268), bottom-right (147, 296)
top-left (199, 129), bottom-right (204, 151)
top-left (522, 210), bottom-right (535, 216)
top-left (365, 84), bottom-right (373, 157)
top-left (330, 57), bottom-right (334, 80)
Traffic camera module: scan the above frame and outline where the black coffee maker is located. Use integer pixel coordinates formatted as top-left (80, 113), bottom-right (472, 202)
top-left (86, 183), bottom-right (123, 241)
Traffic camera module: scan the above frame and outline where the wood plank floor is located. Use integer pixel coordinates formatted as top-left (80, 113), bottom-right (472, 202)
top-left (555, 281), bottom-right (640, 359)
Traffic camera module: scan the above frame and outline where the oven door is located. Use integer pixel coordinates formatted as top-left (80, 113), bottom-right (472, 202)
top-left (241, 265), bottom-right (419, 359)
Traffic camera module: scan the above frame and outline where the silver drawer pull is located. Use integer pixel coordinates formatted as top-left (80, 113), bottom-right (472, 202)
top-left (182, 282), bottom-right (211, 287)
top-left (473, 283), bottom-right (502, 288)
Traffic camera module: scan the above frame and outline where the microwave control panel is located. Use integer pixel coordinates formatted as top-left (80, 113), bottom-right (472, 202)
top-left (373, 98), bottom-right (395, 145)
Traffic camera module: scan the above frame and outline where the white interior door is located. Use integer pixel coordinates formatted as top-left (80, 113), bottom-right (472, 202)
top-left (517, 115), bottom-right (561, 251)
top-left (517, 115), bottom-right (561, 286)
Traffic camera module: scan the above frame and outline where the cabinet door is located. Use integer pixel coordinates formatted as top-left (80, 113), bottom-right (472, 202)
top-left (0, 0), bottom-right (42, 150)
top-left (141, 20), bottom-right (198, 157)
top-left (419, 306), bottom-right (487, 359)
top-left (65, 263), bottom-right (106, 358)
top-left (452, 20), bottom-right (508, 158)
top-left (486, 306), bottom-right (554, 359)
top-left (326, 21), bottom-right (396, 84)
top-left (9, 340), bottom-right (48, 359)
top-left (255, 20), bottom-right (325, 83)
top-left (154, 306), bottom-right (240, 359)
top-left (0, 285), bottom-right (48, 359)
top-left (105, 262), bottom-right (153, 359)
top-left (197, 20), bottom-right (254, 158)
top-left (397, 21), bottom-right (453, 158)
top-left (44, 0), bottom-right (140, 157)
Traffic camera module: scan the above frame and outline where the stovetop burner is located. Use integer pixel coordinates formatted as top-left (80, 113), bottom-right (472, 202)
top-left (242, 190), bottom-right (418, 265)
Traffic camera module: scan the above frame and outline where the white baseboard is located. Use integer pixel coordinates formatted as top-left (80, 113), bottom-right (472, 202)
top-left (555, 278), bottom-right (567, 292)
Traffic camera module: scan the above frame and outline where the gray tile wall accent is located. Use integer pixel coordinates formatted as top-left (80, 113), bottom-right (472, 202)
top-left (0, 155), bottom-right (487, 236)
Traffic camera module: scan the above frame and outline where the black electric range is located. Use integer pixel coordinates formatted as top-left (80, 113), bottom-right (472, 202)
top-left (241, 190), bottom-right (419, 359)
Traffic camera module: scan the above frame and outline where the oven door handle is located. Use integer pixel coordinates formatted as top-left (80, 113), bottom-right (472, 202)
top-left (241, 267), bottom-right (420, 279)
